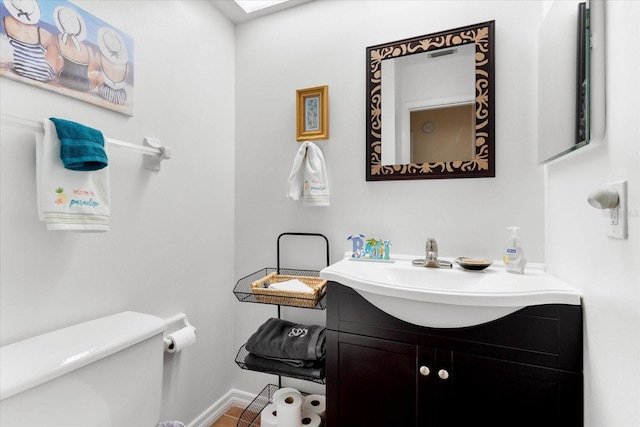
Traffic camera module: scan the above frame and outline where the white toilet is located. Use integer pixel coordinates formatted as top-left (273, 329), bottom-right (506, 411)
top-left (0, 311), bottom-right (168, 426)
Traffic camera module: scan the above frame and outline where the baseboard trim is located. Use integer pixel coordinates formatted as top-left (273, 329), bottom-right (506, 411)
top-left (188, 389), bottom-right (255, 427)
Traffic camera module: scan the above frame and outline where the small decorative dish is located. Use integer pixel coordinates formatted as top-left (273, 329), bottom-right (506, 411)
top-left (455, 257), bottom-right (493, 271)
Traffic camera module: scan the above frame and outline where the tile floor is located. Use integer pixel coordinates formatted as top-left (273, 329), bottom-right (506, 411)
top-left (209, 406), bottom-right (258, 427)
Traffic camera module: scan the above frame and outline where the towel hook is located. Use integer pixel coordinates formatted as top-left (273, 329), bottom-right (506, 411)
top-left (143, 137), bottom-right (171, 171)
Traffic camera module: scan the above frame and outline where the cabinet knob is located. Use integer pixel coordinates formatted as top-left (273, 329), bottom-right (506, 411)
top-left (419, 366), bottom-right (431, 376)
top-left (438, 369), bottom-right (450, 380)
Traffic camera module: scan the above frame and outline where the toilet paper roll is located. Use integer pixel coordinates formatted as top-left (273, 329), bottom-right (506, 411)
top-left (166, 327), bottom-right (196, 353)
top-left (274, 390), bottom-right (302, 427)
top-left (260, 403), bottom-right (278, 427)
top-left (302, 394), bottom-right (326, 420)
top-left (301, 410), bottom-right (322, 427)
top-left (272, 387), bottom-right (301, 402)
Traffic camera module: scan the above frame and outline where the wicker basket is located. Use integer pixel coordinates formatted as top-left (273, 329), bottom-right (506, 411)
top-left (250, 272), bottom-right (327, 308)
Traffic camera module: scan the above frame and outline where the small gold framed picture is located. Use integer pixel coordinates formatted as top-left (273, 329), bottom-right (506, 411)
top-left (296, 85), bottom-right (329, 141)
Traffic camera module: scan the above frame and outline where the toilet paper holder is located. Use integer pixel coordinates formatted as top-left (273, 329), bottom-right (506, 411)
top-left (163, 313), bottom-right (197, 352)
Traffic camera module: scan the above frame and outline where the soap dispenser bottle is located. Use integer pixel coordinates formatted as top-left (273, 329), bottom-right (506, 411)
top-left (504, 226), bottom-right (527, 274)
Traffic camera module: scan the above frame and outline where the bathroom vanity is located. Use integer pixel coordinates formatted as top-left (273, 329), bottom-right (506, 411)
top-left (323, 273), bottom-right (583, 427)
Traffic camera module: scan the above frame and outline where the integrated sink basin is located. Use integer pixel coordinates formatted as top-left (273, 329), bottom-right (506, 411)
top-left (320, 254), bottom-right (581, 328)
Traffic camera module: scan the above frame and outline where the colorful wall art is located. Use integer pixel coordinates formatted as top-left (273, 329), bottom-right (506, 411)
top-left (1, 0), bottom-right (134, 116)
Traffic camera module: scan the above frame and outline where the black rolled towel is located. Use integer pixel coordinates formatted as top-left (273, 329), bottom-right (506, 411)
top-left (245, 317), bottom-right (325, 361)
top-left (244, 353), bottom-right (325, 380)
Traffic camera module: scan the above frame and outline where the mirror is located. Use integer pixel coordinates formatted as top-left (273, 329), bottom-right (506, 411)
top-left (537, 0), bottom-right (606, 164)
top-left (366, 21), bottom-right (495, 181)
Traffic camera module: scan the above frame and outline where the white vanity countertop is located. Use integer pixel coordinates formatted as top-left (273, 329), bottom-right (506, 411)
top-left (320, 254), bottom-right (581, 328)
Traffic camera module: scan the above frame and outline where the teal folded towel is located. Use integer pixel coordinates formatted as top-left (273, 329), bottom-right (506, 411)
top-left (49, 118), bottom-right (108, 171)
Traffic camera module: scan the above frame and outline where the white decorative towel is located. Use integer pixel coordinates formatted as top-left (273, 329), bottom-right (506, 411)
top-left (269, 279), bottom-right (314, 293)
top-left (287, 141), bottom-right (330, 207)
top-left (36, 119), bottom-right (110, 231)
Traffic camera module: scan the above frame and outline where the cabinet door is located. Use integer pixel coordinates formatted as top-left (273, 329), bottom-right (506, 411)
top-left (330, 332), bottom-right (420, 427)
top-left (446, 352), bottom-right (583, 427)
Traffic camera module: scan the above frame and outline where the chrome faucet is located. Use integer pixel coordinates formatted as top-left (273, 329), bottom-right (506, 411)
top-left (412, 238), bottom-right (452, 268)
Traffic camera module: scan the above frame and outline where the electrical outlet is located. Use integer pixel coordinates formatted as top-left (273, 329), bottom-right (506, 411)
top-left (608, 181), bottom-right (628, 239)
top-left (609, 207), bottom-right (618, 225)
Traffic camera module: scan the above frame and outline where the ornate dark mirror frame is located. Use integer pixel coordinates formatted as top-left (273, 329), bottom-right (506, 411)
top-left (366, 21), bottom-right (495, 181)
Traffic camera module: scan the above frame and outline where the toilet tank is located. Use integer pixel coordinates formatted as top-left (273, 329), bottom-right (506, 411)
top-left (0, 311), bottom-right (167, 427)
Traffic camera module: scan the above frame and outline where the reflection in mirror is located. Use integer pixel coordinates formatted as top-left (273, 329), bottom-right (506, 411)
top-left (537, 0), bottom-right (605, 164)
top-left (410, 104), bottom-right (475, 164)
top-left (367, 21), bottom-right (495, 181)
top-left (381, 43), bottom-right (476, 165)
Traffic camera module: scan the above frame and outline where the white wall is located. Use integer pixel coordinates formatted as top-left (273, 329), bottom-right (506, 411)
top-left (0, 1), bottom-right (236, 424)
top-left (545, 1), bottom-right (640, 426)
top-left (234, 2), bottom-right (640, 426)
top-left (233, 0), bottom-right (545, 394)
top-left (3, 1), bottom-right (635, 425)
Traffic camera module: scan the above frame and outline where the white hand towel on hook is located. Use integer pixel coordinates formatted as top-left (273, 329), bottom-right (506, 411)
top-left (287, 141), bottom-right (330, 206)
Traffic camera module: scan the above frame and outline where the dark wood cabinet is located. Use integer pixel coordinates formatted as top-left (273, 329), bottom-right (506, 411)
top-left (326, 282), bottom-right (583, 427)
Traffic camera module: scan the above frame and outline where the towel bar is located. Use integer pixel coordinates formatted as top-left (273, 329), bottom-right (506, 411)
top-left (1, 113), bottom-right (171, 171)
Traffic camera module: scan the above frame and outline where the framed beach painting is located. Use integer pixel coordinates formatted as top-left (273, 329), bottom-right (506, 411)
top-left (0, 0), bottom-right (134, 116)
top-left (296, 85), bottom-right (329, 141)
